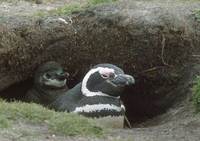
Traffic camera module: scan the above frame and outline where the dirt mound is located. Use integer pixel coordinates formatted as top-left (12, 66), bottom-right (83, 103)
top-left (1, 0), bottom-right (200, 140)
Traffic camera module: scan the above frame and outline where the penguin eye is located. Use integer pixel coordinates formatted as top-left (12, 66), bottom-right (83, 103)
top-left (45, 73), bottom-right (51, 79)
top-left (101, 73), bottom-right (109, 79)
top-left (100, 72), bottom-right (115, 79)
top-left (99, 68), bottom-right (115, 79)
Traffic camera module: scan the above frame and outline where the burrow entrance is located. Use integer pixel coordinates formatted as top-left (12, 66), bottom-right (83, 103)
top-left (0, 63), bottom-right (191, 127)
top-left (1, 5), bottom-right (199, 127)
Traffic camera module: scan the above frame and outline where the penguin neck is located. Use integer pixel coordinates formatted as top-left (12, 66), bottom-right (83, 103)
top-left (81, 67), bottom-right (119, 99)
top-left (34, 84), bottom-right (68, 103)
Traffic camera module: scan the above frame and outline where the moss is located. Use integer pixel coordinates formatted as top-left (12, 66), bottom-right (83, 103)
top-left (0, 100), bottom-right (104, 137)
top-left (192, 76), bottom-right (200, 112)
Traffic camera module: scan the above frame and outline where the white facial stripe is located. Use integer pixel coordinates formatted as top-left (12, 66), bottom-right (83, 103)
top-left (99, 67), bottom-right (115, 76)
top-left (44, 79), bottom-right (66, 87)
top-left (81, 67), bottom-right (118, 98)
top-left (72, 104), bottom-right (124, 113)
top-left (121, 104), bottom-right (125, 111)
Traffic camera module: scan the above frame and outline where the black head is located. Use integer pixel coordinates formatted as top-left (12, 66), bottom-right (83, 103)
top-left (34, 61), bottom-right (69, 89)
top-left (81, 64), bottom-right (135, 97)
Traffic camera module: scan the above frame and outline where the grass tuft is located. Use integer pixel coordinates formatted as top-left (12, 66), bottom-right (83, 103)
top-left (49, 3), bottom-right (82, 16)
top-left (0, 100), bottom-right (104, 137)
top-left (192, 76), bottom-right (200, 112)
top-left (34, 0), bottom-right (118, 17)
top-left (87, 0), bottom-right (118, 5)
top-left (0, 0), bottom-right (55, 3)
top-left (193, 9), bottom-right (200, 22)
top-left (0, 116), bottom-right (11, 128)
top-left (49, 114), bottom-right (103, 136)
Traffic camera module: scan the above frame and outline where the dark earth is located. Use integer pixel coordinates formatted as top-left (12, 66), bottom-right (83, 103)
top-left (1, 0), bottom-right (200, 140)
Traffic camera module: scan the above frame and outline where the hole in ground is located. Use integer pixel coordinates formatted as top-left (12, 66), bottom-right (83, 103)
top-left (0, 75), bottom-right (80, 101)
top-left (0, 67), bottom-right (182, 127)
top-left (122, 76), bottom-right (171, 127)
top-left (0, 78), bottom-right (33, 101)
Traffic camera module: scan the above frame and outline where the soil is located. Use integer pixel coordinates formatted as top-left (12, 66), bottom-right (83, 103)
top-left (1, 0), bottom-right (200, 141)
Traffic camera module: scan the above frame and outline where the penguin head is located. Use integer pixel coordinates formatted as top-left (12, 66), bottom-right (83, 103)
top-left (81, 64), bottom-right (135, 97)
top-left (34, 61), bottom-right (69, 89)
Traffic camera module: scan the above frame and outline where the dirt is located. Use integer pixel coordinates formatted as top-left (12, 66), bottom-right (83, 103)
top-left (1, 0), bottom-right (200, 141)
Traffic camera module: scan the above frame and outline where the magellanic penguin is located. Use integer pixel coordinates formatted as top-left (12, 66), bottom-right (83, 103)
top-left (50, 64), bottom-right (135, 128)
top-left (25, 61), bottom-right (69, 107)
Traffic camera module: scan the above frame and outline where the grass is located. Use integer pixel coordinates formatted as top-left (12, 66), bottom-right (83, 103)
top-left (0, 100), bottom-right (104, 137)
top-left (34, 0), bottom-right (118, 17)
top-left (192, 76), bottom-right (200, 112)
top-left (47, 3), bottom-right (83, 16)
top-left (88, 0), bottom-right (118, 5)
top-left (0, 0), bottom-right (54, 3)
top-left (193, 9), bottom-right (200, 22)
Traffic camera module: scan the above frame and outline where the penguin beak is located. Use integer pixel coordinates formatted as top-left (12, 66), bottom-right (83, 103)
top-left (111, 74), bottom-right (135, 86)
top-left (56, 72), bottom-right (69, 81)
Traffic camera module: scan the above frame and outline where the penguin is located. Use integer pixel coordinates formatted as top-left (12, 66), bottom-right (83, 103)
top-left (50, 64), bottom-right (135, 128)
top-left (25, 61), bottom-right (69, 107)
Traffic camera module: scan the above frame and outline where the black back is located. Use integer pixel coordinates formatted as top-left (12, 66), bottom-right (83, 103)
top-left (49, 83), bottom-right (83, 112)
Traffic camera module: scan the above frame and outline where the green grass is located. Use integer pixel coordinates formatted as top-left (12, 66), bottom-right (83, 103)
top-left (34, 0), bottom-right (118, 17)
top-left (88, 0), bottom-right (118, 5)
top-left (0, 0), bottom-right (54, 3)
top-left (48, 3), bottom-right (83, 16)
top-left (0, 115), bottom-right (11, 128)
top-left (48, 114), bottom-right (103, 136)
top-left (192, 76), bottom-right (200, 112)
top-left (192, 9), bottom-right (200, 22)
top-left (0, 100), bottom-right (103, 137)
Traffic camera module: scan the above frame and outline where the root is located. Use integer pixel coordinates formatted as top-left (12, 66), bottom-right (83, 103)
top-left (161, 34), bottom-right (171, 67)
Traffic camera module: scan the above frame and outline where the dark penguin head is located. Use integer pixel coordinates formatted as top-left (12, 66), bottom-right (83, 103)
top-left (81, 64), bottom-right (135, 97)
top-left (34, 61), bottom-right (69, 89)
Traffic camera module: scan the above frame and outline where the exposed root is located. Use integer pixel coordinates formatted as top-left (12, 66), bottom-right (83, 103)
top-left (161, 34), bottom-right (171, 67)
